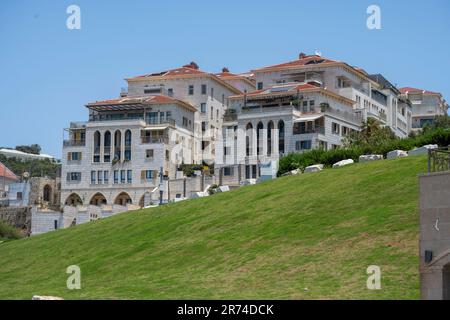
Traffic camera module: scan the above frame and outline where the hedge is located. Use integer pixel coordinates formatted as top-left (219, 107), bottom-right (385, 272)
top-left (278, 128), bottom-right (450, 176)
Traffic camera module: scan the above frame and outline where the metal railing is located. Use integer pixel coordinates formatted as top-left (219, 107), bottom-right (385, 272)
top-left (63, 140), bottom-right (86, 147)
top-left (428, 147), bottom-right (450, 173)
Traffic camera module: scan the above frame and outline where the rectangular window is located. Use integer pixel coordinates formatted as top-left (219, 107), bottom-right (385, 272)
top-left (183, 117), bottom-right (188, 127)
top-left (97, 171), bottom-right (103, 184)
top-left (147, 112), bottom-right (158, 124)
top-left (224, 167), bottom-right (234, 176)
top-left (91, 171), bottom-right (96, 184)
top-left (68, 152), bottom-right (81, 161)
top-left (144, 88), bottom-right (162, 95)
top-left (201, 84), bottom-right (207, 95)
top-left (68, 172), bottom-right (81, 182)
top-left (309, 100), bottom-right (315, 112)
top-left (216, 109), bottom-right (219, 120)
top-left (17, 192), bottom-right (23, 200)
top-left (257, 82), bottom-right (263, 90)
top-left (145, 170), bottom-right (153, 180)
top-left (167, 88), bottom-right (173, 97)
top-left (295, 140), bottom-right (312, 150)
top-left (127, 170), bottom-right (132, 184)
top-left (165, 150), bottom-right (170, 161)
top-left (188, 85), bottom-right (194, 95)
top-left (120, 170), bottom-right (126, 183)
top-left (211, 107), bottom-right (214, 120)
top-left (114, 170), bottom-right (119, 184)
top-left (332, 122), bottom-right (340, 135)
top-left (201, 103), bottom-right (206, 113)
top-left (104, 171), bottom-right (109, 184)
top-left (211, 87), bottom-right (214, 99)
top-left (146, 149), bottom-right (154, 159)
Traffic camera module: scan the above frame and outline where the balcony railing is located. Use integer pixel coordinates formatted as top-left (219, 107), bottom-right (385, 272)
top-left (428, 147), bottom-right (450, 173)
top-left (63, 140), bottom-right (86, 147)
top-left (141, 136), bottom-right (168, 144)
top-left (293, 126), bottom-right (325, 135)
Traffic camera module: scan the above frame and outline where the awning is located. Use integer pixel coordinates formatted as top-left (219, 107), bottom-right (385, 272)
top-left (143, 125), bottom-right (168, 131)
top-left (293, 114), bottom-right (324, 122)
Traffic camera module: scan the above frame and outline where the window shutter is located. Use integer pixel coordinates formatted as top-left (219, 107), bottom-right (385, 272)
top-left (79, 153), bottom-right (82, 161)
top-left (67, 153), bottom-right (72, 161)
top-left (141, 171), bottom-right (145, 180)
top-left (67, 173), bottom-right (70, 181)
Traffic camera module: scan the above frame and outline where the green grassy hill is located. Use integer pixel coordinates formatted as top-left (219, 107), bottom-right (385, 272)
top-left (0, 156), bottom-right (426, 300)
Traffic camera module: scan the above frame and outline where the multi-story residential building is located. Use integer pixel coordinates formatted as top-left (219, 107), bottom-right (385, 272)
top-left (216, 82), bottom-right (361, 184)
top-left (0, 161), bottom-right (18, 194)
top-left (251, 53), bottom-right (410, 137)
top-left (61, 95), bottom-right (197, 207)
top-left (215, 68), bottom-right (256, 93)
top-left (369, 74), bottom-right (412, 138)
top-left (399, 87), bottom-right (448, 130)
top-left (125, 62), bottom-right (242, 163)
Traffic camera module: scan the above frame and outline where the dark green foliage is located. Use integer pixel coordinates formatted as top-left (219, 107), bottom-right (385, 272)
top-left (0, 221), bottom-right (22, 240)
top-left (15, 144), bottom-right (41, 155)
top-left (0, 154), bottom-right (60, 179)
top-left (279, 128), bottom-right (450, 175)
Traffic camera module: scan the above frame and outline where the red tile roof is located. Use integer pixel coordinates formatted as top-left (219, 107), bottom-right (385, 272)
top-left (129, 66), bottom-right (207, 80)
top-left (399, 87), bottom-right (440, 95)
top-left (253, 55), bottom-right (338, 72)
top-left (0, 162), bottom-right (19, 181)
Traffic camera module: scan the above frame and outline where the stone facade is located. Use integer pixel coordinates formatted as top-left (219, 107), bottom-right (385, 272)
top-left (419, 171), bottom-right (450, 300)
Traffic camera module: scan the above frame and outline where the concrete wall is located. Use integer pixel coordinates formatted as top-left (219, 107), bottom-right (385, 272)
top-left (419, 171), bottom-right (450, 300)
top-left (0, 206), bottom-right (31, 233)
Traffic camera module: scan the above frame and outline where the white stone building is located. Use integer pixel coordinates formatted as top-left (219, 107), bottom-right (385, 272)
top-left (251, 53), bottom-right (412, 137)
top-left (215, 83), bottom-right (361, 185)
top-left (61, 95), bottom-right (198, 207)
top-left (125, 62), bottom-right (243, 163)
top-left (399, 87), bottom-right (448, 130)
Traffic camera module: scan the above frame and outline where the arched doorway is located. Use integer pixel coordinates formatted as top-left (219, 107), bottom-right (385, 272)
top-left (65, 193), bottom-right (82, 206)
top-left (90, 193), bottom-right (107, 206)
top-left (43, 185), bottom-right (52, 202)
top-left (114, 192), bottom-right (132, 206)
top-left (278, 120), bottom-right (285, 154)
top-left (139, 192), bottom-right (151, 207)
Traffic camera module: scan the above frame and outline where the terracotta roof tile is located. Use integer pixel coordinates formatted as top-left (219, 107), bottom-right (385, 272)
top-left (0, 162), bottom-right (19, 181)
top-left (399, 87), bottom-right (439, 95)
top-left (254, 55), bottom-right (338, 72)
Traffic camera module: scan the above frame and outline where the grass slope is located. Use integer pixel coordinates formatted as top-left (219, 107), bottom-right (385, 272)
top-left (0, 156), bottom-right (425, 300)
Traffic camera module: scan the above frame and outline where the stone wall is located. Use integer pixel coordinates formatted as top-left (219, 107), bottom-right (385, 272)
top-left (419, 171), bottom-right (450, 300)
top-left (0, 206), bottom-right (31, 234)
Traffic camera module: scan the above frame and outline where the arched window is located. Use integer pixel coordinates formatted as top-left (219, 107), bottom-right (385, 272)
top-left (267, 121), bottom-right (274, 156)
top-left (43, 185), bottom-right (52, 202)
top-left (114, 130), bottom-right (122, 161)
top-left (124, 130), bottom-right (132, 161)
top-left (246, 123), bottom-right (253, 156)
top-left (93, 131), bottom-right (101, 162)
top-left (278, 120), bottom-right (285, 154)
top-left (104, 131), bottom-right (111, 162)
top-left (257, 122), bottom-right (264, 156)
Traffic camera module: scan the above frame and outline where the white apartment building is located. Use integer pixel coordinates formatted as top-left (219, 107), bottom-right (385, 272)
top-left (125, 62), bottom-right (243, 164)
top-left (215, 83), bottom-right (361, 184)
top-left (251, 53), bottom-right (411, 137)
top-left (399, 87), bottom-right (448, 130)
top-left (61, 95), bottom-right (197, 207)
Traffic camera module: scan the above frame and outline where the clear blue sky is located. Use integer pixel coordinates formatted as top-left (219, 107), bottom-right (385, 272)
top-left (0, 0), bottom-right (449, 158)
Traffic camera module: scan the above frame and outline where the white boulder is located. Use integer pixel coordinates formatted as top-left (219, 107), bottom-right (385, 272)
top-left (359, 154), bottom-right (383, 162)
top-left (332, 159), bottom-right (354, 168)
top-left (32, 295), bottom-right (64, 300)
top-left (387, 150), bottom-right (408, 159)
top-left (409, 144), bottom-right (438, 156)
top-left (218, 186), bottom-right (230, 193)
top-left (304, 164), bottom-right (324, 173)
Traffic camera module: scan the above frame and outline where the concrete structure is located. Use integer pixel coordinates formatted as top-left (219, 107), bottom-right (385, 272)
top-left (0, 148), bottom-right (55, 161)
top-left (419, 170), bottom-right (450, 300)
top-left (399, 87), bottom-right (448, 131)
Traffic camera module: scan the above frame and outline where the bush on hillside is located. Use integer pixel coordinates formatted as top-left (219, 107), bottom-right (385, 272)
top-left (0, 221), bottom-right (23, 240)
top-left (278, 127), bottom-right (450, 176)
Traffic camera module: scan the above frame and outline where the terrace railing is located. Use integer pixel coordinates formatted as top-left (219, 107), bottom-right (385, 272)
top-left (428, 147), bottom-right (450, 173)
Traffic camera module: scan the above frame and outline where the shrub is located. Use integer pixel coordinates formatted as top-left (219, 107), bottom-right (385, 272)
top-left (0, 221), bottom-right (23, 240)
top-left (278, 128), bottom-right (450, 176)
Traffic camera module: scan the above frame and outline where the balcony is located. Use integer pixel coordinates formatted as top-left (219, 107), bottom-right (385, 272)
top-left (293, 126), bottom-right (325, 135)
top-left (141, 136), bottom-right (169, 144)
top-left (63, 140), bottom-right (85, 147)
